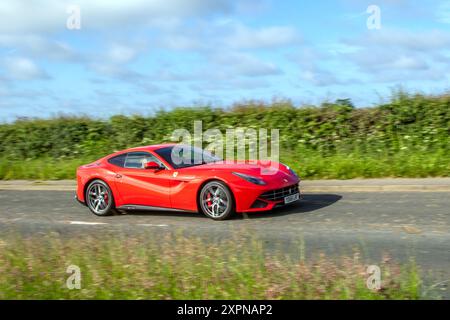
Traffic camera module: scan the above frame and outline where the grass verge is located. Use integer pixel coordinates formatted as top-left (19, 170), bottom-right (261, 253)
top-left (0, 233), bottom-right (422, 299)
top-left (0, 150), bottom-right (449, 180)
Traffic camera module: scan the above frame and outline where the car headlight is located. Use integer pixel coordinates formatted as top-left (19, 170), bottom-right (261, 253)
top-left (232, 172), bottom-right (266, 185)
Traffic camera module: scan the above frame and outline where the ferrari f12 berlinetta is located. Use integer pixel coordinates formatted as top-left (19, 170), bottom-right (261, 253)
top-left (76, 144), bottom-right (301, 220)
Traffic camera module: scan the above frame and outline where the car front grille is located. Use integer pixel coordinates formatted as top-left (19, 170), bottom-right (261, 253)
top-left (259, 184), bottom-right (299, 202)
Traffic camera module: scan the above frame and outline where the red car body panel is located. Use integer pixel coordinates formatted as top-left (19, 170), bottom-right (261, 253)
top-left (76, 144), bottom-right (301, 213)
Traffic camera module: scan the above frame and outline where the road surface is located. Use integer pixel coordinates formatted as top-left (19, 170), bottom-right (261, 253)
top-left (0, 181), bottom-right (449, 298)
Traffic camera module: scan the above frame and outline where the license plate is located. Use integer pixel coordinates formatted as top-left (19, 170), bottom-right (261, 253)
top-left (284, 193), bottom-right (300, 204)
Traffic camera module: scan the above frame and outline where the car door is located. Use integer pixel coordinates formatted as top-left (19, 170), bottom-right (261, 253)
top-left (113, 152), bottom-right (172, 208)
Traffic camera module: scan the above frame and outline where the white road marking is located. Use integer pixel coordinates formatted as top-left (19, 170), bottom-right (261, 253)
top-left (69, 221), bottom-right (108, 225)
top-left (137, 223), bottom-right (169, 227)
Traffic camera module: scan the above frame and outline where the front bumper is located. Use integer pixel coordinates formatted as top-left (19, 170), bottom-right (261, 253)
top-left (236, 183), bottom-right (301, 213)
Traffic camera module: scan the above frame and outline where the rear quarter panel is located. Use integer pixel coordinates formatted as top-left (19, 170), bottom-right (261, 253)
top-left (76, 162), bottom-right (122, 205)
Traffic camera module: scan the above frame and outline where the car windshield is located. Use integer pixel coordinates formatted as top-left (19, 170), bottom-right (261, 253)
top-left (154, 146), bottom-right (222, 169)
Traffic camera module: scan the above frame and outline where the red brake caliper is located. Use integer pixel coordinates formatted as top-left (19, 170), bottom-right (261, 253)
top-left (207, 192), bottom-right (212, 208)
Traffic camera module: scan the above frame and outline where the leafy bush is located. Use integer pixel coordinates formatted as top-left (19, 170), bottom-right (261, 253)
top-left (0, 91), bottom-right (449, 179)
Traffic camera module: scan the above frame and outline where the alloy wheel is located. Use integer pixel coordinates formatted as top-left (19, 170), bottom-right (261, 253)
top-left (200, 182), bottom-right (231, 219)
top-left (87, 183), bottom-right (111, 215)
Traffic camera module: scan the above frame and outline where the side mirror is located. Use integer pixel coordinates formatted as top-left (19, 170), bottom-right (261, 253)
top-left (144, 161), bottom-right (164, 170)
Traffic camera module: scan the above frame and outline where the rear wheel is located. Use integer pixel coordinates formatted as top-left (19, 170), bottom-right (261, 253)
top-left (85, 180), bottom-right (117, 216)
top-left (199, 181), bottom-right (235, 220)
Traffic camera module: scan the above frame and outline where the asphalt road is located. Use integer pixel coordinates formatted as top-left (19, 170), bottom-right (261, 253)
top-left (0, 189), bottom-right (449, 297)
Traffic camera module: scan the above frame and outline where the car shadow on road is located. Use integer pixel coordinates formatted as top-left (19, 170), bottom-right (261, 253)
top-left (239, 194), bottom-right (343, 219)
top-left (125, 194), bottom-right (342, 220)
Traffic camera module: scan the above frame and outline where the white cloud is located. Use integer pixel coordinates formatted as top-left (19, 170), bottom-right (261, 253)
top-left (289, 48), bottom-right (350, 87)
top-left (347, 49), bottom-right (430, 71)
top-left (89, 63), bottom-right (144, 82)
top-left (153, 19), bottom-right (300, 52)
top-left (87, 40), bottom-right (149, 82)
top-left (156, 34), bottom-right (203, 51)
top-left (211, 52), bottom-right (282, 77)
top-left (436, 2), bottom-right (450, 24)
top-left (190, 78), bottom-right (270, 91)
top-left (389, 56), bottom-right (428, 70)
top-left (340, 28), bottom-right (450, 83)
top-left (1, 57), bottom-right (49, 80)
top-left (344, 29), bottom-right (450, 52)
top-left (107, 43), bottom-right (140, 64)
top-left (224, 23), bottom-right (300, 49)
top-left (0, 34), bottom-right (78, 61)
top-left (300, 69), bottom-right (340, 87)
top-left (0, 1), bottom-right (298, 87)
top-left (0, 0), bottom-right (233, 33)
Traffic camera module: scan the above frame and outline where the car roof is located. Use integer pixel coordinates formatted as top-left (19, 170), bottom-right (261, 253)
top-left (120, 143), bottom-right (177, 153)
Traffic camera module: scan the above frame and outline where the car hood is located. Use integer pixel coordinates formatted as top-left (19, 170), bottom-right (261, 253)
top-left (185, 160), bottom-right (299, 185)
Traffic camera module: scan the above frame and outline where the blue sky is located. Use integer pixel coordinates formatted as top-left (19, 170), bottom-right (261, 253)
top-left (1, 0), bottom-right (450, 121)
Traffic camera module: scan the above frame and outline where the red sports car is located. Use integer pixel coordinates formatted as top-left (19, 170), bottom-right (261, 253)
top-left (76, 144), bottom-right (301, 220)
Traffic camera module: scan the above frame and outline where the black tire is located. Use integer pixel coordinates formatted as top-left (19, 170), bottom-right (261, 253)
top-left (85, 179), bottom-right (117, 216)
top-left (199, 181), bottom-right (235, 220)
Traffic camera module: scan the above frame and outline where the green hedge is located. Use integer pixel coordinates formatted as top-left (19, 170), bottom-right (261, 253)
top-left (0, 91), bottom-right (449, 179)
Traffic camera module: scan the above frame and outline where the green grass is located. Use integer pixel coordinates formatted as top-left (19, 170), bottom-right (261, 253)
top-left (0, 157), bottom-right (88, 180)
top-left (0, 233), bottom-right (422, 299)
top-left (0, 149), bottom-right (448, 180)
top-left (285, 150), bottom-right (450, 180)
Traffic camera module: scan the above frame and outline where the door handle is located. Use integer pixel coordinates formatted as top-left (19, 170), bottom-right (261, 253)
top-left (115, 174), bottom-right (122, 179)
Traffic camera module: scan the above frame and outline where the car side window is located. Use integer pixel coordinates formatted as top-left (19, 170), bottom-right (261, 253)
top-left (107, 154), bottom-right (127, 167)
top-left (124, 152), bottom-right (163, 169)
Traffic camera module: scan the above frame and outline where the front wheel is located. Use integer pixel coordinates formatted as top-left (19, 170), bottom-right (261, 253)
top-left (85, 180), bottom-right (117, 216)
top-left (199, 181), bottom-right (235, 220)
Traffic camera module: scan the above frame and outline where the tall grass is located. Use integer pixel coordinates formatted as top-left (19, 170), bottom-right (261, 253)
top-left (286, 150), bottom-right (450, 180)
top-left (0, 157), bottom-right (88, 180)
top-left (0, 233), bottom-right (422, 300)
